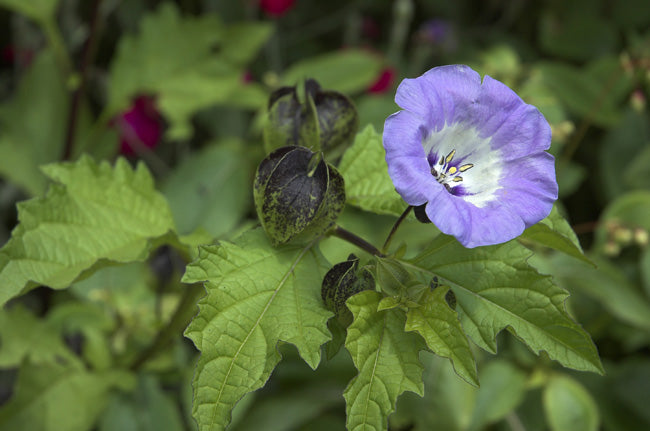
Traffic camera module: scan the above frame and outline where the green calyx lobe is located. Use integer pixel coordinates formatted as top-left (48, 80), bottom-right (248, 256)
top-left (254, 146), bottom-right (345, 246)
top-left (263, 79), bottom-right (359, 158)
top-left (375, 258), bottom-right (429, 307)
top-left (321, 254), bottom-right (375, 322)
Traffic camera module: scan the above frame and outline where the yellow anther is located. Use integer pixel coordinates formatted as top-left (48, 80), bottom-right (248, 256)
top-left (452, 176), bottom-right (463, 182)
top-left (446, 149), bottom-right (456, 163)
top-left (459, 163), bottom-right (474, 172)
top-left (448, 166), bottom-right (457, 174)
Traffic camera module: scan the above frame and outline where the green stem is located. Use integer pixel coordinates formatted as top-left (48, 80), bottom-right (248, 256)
top-left (331, 225), bottom-right (384, 257)
top-left (387, 0), bottom-right (414, 65)
top-left (129, 284), bottom-right (204, 371)
top-left (382, 205), bottom-right (413, 253)
top-left (41, 17), bottom-right (72, 77)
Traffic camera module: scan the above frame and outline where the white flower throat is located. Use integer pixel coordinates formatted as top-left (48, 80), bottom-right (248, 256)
top-left (422, 122), bottom-right (503, 208)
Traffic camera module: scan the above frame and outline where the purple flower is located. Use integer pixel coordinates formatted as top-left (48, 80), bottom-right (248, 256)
top-left (383, 65), bottom-right (557, 248)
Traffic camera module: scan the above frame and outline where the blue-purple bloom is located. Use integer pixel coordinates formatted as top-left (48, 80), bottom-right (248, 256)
top-left (383, 65), bottom-right (558, 248)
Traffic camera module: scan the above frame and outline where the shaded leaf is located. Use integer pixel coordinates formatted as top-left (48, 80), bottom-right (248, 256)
top-left (183, 229), bottom-right (332, 431)
top-left (543, 375), bottom-right (599, 431)
top-left (405, 287), bottom-right (478, 386)
top-left (344, 291), bottom-right (424, 431)
top-left (0, 0), bottom-right (58, 22)
top-left (404, 235), bottom-right (603, 374)
top-left (162, 141), bottom-right (250, 237)
top-left (338, 125), bottom-right (407, 216)
top-left (520, 205), bottom-right (592, 265)
top-left (282, 50), bottom-right (383, 94)
top-left (0, 50), bottom-right (66, 195)
top-left (0, 156), bottom-right (175, 307)
top-left (0, 361), bottom-right (134, 431)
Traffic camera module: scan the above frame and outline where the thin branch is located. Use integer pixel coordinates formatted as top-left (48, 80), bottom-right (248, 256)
top-left (62, 0), bottom-right (103, 160)
top-left (331, 225), bottom-right (385, 257)
top-left (382, 205), bottom-right (413, 253)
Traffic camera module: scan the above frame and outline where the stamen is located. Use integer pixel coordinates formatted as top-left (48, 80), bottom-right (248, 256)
top-left (448, 166), bottom-right (457, 174)
top-left (431, 168), bottom-right (438, 177)
top-left (452, 177), bottom-right (463, 182)
top-left (459, 163), bottom-right (474, 172)
top-left (439, 156), bottom-right (444, 165)
top-left (445, 149), bottom-right (456, 164)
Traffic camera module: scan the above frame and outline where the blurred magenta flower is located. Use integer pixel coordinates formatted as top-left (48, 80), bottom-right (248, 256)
top-left (114, 96), bottom-right (162, 156)
top-left (383, 65), bottom-right (557, 247)
top-left (260, 0), bottom-right (296, 16)
top-left (367, 67), bottom-right (396, 94)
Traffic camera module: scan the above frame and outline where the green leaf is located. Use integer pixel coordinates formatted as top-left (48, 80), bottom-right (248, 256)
top-left (0, 156), bottom-right (175, 307)
top-left (219, 22), bottom-right (273, 66)
top-left (0, 306), bottom-right (81, 368)
top-left (0, 0), bottom-right (58, 22)
top-left (546, 254), bottom-right (650, 331)
top-left (543, 375), bottom-right (600, 431)
top-left (538, 61), bottom-right (628, 127)
top-left (404, 235), bottom-right (603, 374)
top-left (282, 50), bottom-right (383, 94)
top-left (108, 4), bottom-right (262, 139)
top-left (405, 287), bottom-right (478, 386)
top-left (183, 229), bottom-right (332, 431)
top-left (344, 291), bottom-right (425, 431)
top-left (338, 125), bottom-right (407, 216)
top-left (162, 141), bottom-right (250, 237)
top-left (0, 361), bottom-right (134, 431)
top-left (520, 205), bottom-right (592, 265)
top-left (230, 388), bottom-right (342, 431)
top-left (468, 360), bottom-right (527, 430)
top-left (99, 375), bottom-right (185, 431)
top-left (0, 50), bottom-right (67, 195)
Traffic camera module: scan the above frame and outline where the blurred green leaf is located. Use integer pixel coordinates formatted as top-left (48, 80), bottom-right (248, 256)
top-left (598, 111), bottom-right (650, 200)
top-left (282, 50), bottom-right (383, 94)
top-left (344, 291), bottom-right (424, 431)
top-left (109, 4), bottom-right (268, 139)
top-left (0, 156), bottom-right (175, 307)
top-left (99, 375), bottom-right (185, 431)
top-left (338, 125), bottom-right (407, 216)
top-left (546, 254), bottom-right (650, 331)
top-left (162, 141), bottom-right (250, 237)
top-left (405, 287), bottom-right (478, 386)
top-left (538, 5), bottom-right (618, 61)
top-left (538, 61), bottom-right (627, 127)
top-left (405, 235), bottom-right (603, 374)
top-left (183, 229), bottom-right (332, 431)
top-left (520, 205), bottom-right (592, 265)
top-left (0, 50), bottom-right (66, 195)
top-left (0, 306), bottom-right (81, 368)
top-left (0, 0), bottom-right (58, 22)
top-left (0, 361), bottom-right (134, 431)
top-left (220, 22), bottom-right (273, 66)
top-left (543, 375), bottom-right (599, 431)
top-left (231, 388), bottom-right (341, 431)
top-left (468, 360), bottom-right (528, 430)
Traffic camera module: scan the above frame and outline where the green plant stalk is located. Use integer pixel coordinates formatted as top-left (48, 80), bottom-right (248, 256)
top-left (382, 205), bottom-right (413, 253)
top-left (331, 225), bottom-right (385, 257)
top-left (129, 283), bottom-right (204, 371)
top-left (41, 17), bottom-right (72, 77)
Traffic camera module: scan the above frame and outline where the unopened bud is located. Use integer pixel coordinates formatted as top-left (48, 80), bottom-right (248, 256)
top-left (634, 228), bottom-right (649, 247)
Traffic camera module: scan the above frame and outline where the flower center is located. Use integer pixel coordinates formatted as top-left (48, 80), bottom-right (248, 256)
top-left (429, 148), bottom-right (474, 194)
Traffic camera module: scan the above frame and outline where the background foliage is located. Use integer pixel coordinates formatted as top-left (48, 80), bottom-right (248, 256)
top-left (0, 0), bottom-right (649, 430)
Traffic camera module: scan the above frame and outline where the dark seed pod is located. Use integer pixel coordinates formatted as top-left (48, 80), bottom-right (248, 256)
top-left (263, 79), bottom-right (358, 156)
top-left (254, 146), bottom-right (345, 246)
top-left (321, 254), bottom-right (374, 318)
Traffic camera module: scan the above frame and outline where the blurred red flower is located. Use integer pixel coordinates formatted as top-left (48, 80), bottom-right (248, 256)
top-left (114, 96), bottom-right (162, 156)
top-left (260, 0), bottom-right (296, 17)
top-left (367, 67), bottom-right (396, 94)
